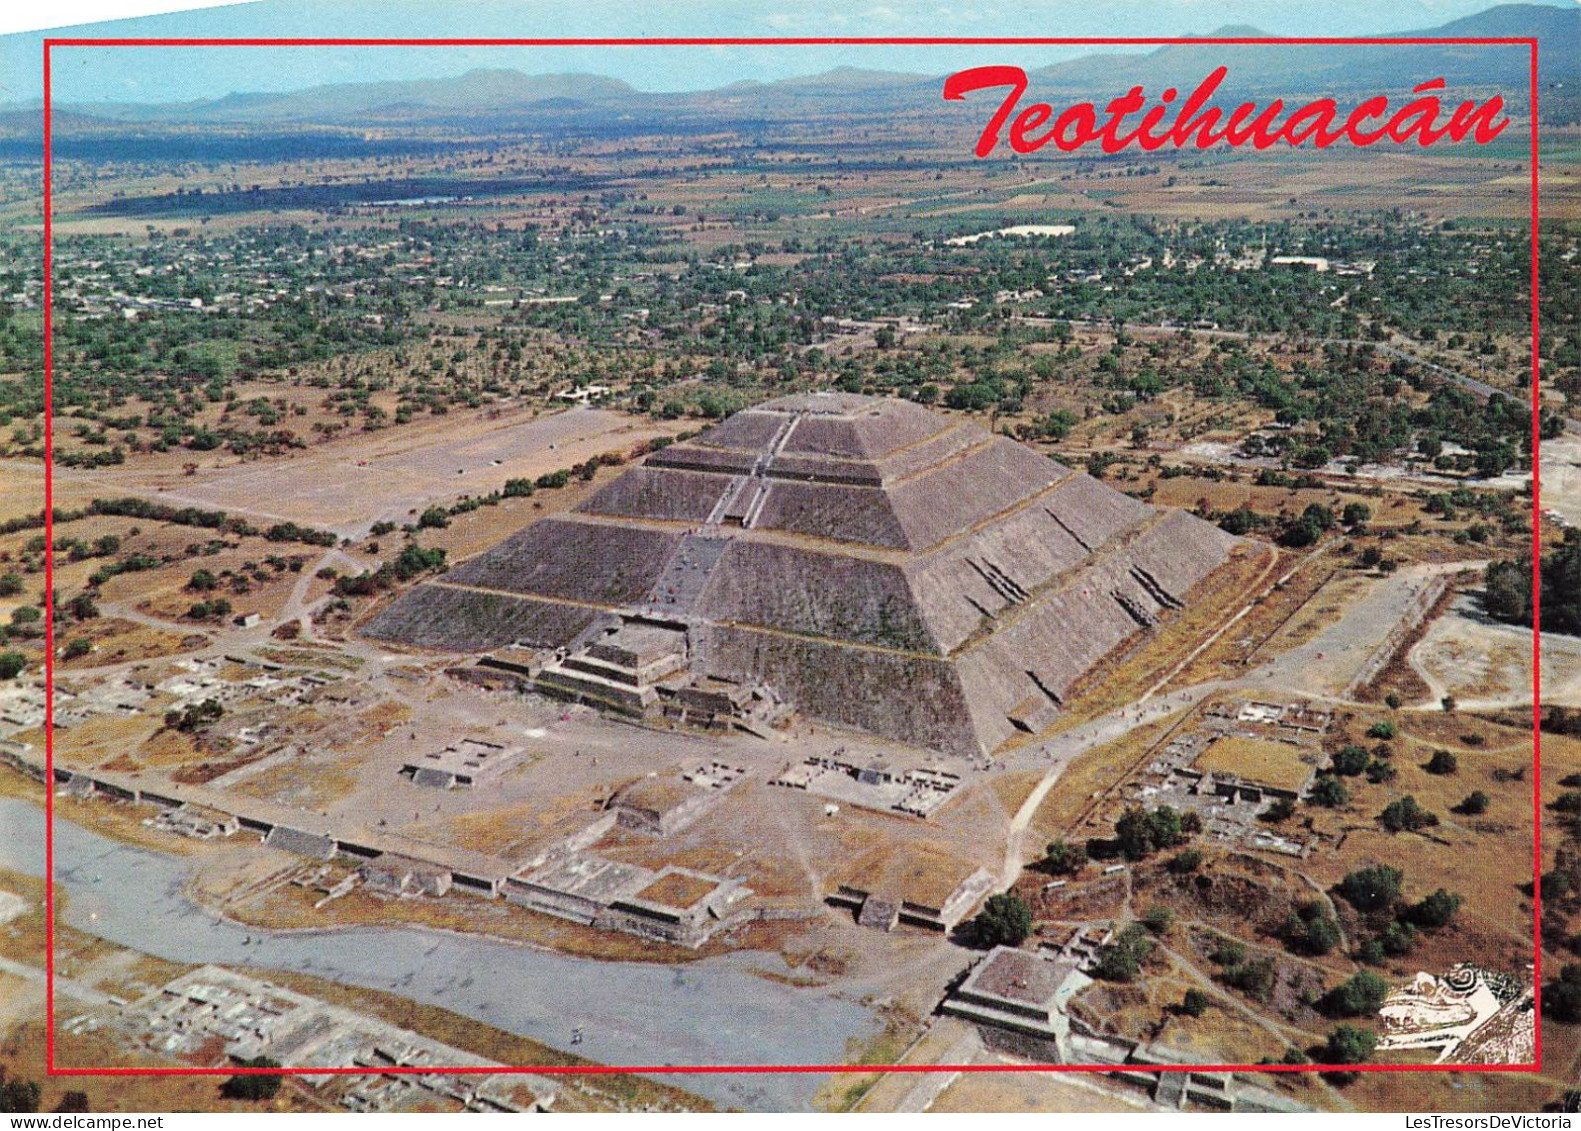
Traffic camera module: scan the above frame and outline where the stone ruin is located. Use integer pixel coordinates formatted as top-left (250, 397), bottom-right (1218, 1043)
top-left (365, 392), bottom-right (1238, 756)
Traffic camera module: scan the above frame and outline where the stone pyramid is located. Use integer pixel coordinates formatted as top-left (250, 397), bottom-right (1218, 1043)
top-left (365, 392), bottom-right (1240, 756)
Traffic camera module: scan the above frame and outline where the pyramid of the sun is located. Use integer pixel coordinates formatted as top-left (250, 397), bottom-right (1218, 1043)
top-left (365, 392), bottom-right (1239, 756)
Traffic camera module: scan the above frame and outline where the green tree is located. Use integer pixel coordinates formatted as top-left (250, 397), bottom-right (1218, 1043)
top-left (220, 1057), bottom-right (283, 1102)
top-left (1323, 1025), bottom-right (1378, 1067)
top-left (972, 892), bottom-right (1032, 948)
top-left (1325, 970), bottom-right (1390, 1017)
top-left (1093, 924), bottom-right (1154, 983)
top-left (1148, 806), bottom-right (1185, 849)
top-left (1336, 865), bottom-right (1403, 912)
top-left (1301, 503), bottom-right (1335, 531)
top-left (0, 651), bottom-right (25, 680)
top-left (1425, 749), bottom-right (1458, 775)
top-left (1408, 889), bottom-right (1463, 930)
top-left (1115, 807), bottom-right (1155, 860)
top-left (1309, 775), bottom-right (1349, 808)
top-left (1545, 964), bottom-right (1581, 1023)
top-left (1481, 556), bottom-right (1531, 623)
top-left (0, 1074), bottom-right (41, 1113)
top-left (1114, 805), bottom-right (1186, 860)
top-left (1044, 839), bottom-right (1085, 875)
top-left (1180, 989), bottom-right (1210, 1017)
top-left (1332, 745), bottom-right (1369, 776)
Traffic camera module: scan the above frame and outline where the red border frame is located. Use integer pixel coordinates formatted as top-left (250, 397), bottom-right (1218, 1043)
top-left (37, 34), bottom-right (1545, 1085)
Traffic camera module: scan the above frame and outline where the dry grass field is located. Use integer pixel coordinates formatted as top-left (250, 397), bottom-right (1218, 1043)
top-left (1194, 735), bottom-right (1316, 794)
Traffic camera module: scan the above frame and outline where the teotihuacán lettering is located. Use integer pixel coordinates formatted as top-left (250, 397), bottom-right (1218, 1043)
top-left (942, 64), bottom-right (1511, 156)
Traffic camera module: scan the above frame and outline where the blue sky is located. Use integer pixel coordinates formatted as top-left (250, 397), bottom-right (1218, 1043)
top-left (2, 0), bottom-right (1573, 106)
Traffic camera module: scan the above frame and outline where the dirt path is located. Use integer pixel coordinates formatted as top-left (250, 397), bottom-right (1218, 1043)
top-left (999, 688), bottom-right (1212, 887)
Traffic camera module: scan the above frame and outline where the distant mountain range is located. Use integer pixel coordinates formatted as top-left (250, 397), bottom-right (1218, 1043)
top-left (1026, 5), bottom-right (1576, 95)
top-left (8, 3), bottom-right (1576, 131)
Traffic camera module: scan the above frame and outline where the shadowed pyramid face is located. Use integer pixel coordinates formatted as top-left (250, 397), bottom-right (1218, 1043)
top-left (365, 392), bottom-right (1240, 757)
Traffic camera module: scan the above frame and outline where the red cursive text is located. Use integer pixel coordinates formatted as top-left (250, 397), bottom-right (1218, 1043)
top-left (941, 65), bottom-right (1510, 156)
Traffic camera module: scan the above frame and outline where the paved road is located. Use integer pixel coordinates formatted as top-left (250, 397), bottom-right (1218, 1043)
top-left (0, 953), bottom-right (116, 1006)
top-left (0, 799), bottom-right (876, 1112)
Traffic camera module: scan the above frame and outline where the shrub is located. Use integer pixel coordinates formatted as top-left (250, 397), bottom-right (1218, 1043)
top-left (1180, 989), bottom-right (1210, 1017)
top-left (164, 698), bottom-right (224, 733)
top-left (1380, 796), bottom-right (1439, 833)
top-left (1380, 919), bottom-right (1417, 956)
top-left (1211, 940), bottom-right (1246, 967)
top-left (1222, 956), bottom-right (1277, 1002)
top-left (1261, 798), bottom-right (1297, 823)
top-left (1365, 760), bottom-right (1398, 785)
top-left (1456, 791), bottom-right (1490, 816)
top-left (392, 544), bottom-right (446, 580)
top-left (1367, 721), bottom-right (1397, 740)
top-left (1425, 749), bottom-right (1458, 775)
top-left (1286, 906), bottom-right (1342, 956)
